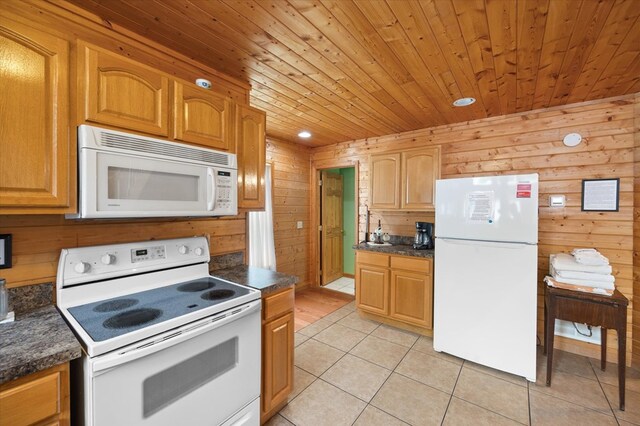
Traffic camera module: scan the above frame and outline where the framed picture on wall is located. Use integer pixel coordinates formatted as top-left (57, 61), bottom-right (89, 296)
top-left (581, 178), bottom-right (619, 212)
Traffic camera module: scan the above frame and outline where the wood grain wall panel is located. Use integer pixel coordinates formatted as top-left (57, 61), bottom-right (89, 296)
top-left (633, 93), bottom-right (640, 368)
top-left (311, 94), bottom-right (638, 363)
top-left (0, 216), bottom-right (247, 288)
top-left (267, 138), bottom-right (312, 288)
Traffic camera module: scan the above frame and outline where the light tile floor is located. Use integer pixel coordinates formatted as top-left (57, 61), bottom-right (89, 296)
top-left (267, 301), bottom-right (640, 426)
top-left (324, 277), bottom-right (355, 296)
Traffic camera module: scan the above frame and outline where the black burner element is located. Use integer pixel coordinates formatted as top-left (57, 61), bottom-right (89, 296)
top-left (103, 308), bottom-right (162, 329)
top-left (93, 298), bottom-right (138, 313)
top-left (177, 279), bottom-right (216, 292)
top-left (201, 289), bottom-right (236, 301)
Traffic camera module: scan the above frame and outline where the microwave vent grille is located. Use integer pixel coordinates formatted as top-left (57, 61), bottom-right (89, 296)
top-left (100, 133), bottom-right (230, 166)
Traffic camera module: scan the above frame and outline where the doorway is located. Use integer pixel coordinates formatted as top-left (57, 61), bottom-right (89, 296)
top-left (320, 167), bottom-right (356, 295)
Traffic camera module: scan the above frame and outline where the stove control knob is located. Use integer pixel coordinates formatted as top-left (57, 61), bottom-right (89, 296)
top-left (178, 245), bottom-right (188, 255)
top-left (101, 254), bottom-right (116, 265)
top-left (74, 262), bottom-right (91, 274)
top-left (194, 247), bottom-right (204, 256)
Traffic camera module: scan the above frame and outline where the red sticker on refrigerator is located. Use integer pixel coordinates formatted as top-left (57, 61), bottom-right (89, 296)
top-left (516, 183), bottom-right (531, 198)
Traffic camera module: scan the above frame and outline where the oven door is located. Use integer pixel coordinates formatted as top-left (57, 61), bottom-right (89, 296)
top-left (79, 148), bottom-right (216, 218)
top-left (88, 301), bottom-right (260, 426)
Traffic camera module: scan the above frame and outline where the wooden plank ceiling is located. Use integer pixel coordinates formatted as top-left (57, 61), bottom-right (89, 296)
top-left (66, 0), bottom-right (640, 146)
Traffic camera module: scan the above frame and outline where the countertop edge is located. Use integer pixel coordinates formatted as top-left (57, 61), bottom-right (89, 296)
top-left (211, 265), bottom-right (298, 296)
top-left (353, 243), bottom-right (434, 258)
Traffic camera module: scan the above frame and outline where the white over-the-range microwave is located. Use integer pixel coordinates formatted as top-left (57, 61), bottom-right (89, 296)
top-left (68, 125), bottom-right (238, 219)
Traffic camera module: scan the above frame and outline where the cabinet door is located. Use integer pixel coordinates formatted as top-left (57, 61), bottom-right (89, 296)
top-left (355, 264), bottom-right (389, 315)
top-left (369, 153), bottom-right (400, 209)
top-left (262, 311), bottom-right (294, 417)
top-left (80, 44), bottom-right (169, 136)
top-left (390, 269), bottom-right (433, 329)
top-left (401, 148), bottom-right (440, 210)
top-left (174, 81), bottom-right (232, 150)
top-left (0, 19), bottom-right (70, 211)
top-left (236, 104), bottom-right (266, 209)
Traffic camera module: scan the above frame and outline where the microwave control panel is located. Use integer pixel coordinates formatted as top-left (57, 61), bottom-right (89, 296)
top-left (215, 170), bottom-right (235, 212)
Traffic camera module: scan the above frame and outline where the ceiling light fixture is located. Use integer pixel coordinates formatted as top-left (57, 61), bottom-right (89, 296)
top-left (298, 131), bottom-right (312, 138)
top-left (453, 97), bottom-right (476, 107)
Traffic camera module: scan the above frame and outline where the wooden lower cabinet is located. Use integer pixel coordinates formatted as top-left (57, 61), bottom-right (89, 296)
top-left (0, 363), bottom-right (70, 426)
top-left (261, 287), bottom-right (294, 424)
top-left (355, 251), bottom-right (433, 332)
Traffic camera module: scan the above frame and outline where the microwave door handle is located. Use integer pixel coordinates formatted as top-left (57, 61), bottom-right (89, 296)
top-left (207, 168), bottom-right (216, 211)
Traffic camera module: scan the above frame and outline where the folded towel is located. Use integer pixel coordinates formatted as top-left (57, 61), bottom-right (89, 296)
top-left (551, 274), bottom-right (615, 290)
top-left (550, 254), bottom-right (612, 274)
top-left (574, 252), bottom-right (609, 266)
top-left (550, 265), bottom-right (615, 283)
top-left (544, 276), bottom-right (613, 296)
top-left (571, 248), bottom-right (599, 256)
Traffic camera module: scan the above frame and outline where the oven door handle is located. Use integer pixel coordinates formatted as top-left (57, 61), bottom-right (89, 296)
top-left (92, 300), bottom-right (261, 374)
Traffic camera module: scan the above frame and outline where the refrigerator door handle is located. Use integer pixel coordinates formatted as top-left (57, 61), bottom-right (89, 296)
top-left (437, 238), bottom-right (532, 249)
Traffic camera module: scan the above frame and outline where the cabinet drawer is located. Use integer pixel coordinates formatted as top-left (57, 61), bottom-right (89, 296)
top-left (390, 256), bottom-right (431, 273)
top-left (263, 287), bottom-right (294, 322)
top-left (0, 370), bottom-right (60, 426)
top-left (356, 251), bottom-right (390, 267)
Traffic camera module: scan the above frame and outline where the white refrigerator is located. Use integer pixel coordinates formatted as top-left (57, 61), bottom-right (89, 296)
top-left (433, 173), bottom-right (538, 382)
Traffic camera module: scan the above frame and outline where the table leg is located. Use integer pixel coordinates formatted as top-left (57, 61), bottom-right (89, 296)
top-left (543, 295), bottom-right (548, 356)
top-left (618, 311), bottom-right (627, 411)
top-left (601, 327), bottom-right (607, 371)
top-left (546, 297), bottom-right (555, 386)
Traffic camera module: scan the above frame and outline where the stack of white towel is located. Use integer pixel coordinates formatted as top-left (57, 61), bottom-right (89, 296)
top-left (545, 249), bottom-right (615, 296)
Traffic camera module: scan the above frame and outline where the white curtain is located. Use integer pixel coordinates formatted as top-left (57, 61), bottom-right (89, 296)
top-left (248, 164), bottom-right (276, 270)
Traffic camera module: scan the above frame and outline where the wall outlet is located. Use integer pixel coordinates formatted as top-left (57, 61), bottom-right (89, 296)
top-left (296, 221), bottom-right (303, 229)
top-left (554, 319), bottom-right (600, 344)
top-left (0, 234), bottom-right (11, 269)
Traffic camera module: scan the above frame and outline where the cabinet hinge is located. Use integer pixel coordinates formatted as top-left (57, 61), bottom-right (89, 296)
top-left (318, 225), bottom-right (323, 231)
top-left (319, 179), bottom-right (323, 186)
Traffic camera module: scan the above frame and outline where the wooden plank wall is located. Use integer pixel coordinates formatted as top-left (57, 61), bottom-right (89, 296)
top-left (267, 137), bottom-right (312, 287)
top-left (311, 94), bottom-right (638, 363)
top-left (634, 94), bottom-right (640, 368)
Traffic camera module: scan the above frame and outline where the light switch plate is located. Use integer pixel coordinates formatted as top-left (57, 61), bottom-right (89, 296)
top-left (0, 234), bottom-right (12, 269)
top-left (296, 221), bottom-right (303, 229)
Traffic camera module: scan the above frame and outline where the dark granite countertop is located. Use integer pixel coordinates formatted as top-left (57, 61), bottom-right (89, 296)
top-left (0, 305), bottom-right (82, 385)
top-left (212, 265), bottom-right (298, 296)
top-left (353, 243), bottom-right (435, 258)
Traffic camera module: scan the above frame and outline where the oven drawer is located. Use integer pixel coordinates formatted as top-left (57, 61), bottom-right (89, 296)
top-left (263, 288), bottom-right (294, 322)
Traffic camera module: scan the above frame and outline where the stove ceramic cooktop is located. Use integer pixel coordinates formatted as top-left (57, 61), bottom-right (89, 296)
top-left (68, 277), bottom-right (252, 342)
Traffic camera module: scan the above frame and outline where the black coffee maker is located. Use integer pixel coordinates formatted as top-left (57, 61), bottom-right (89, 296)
top-left (413, 222), bottom-right (434, 250)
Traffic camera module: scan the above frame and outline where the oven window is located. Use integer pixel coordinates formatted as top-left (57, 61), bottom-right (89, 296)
top-left (108, 166), bottom-right (199, 201)
top-left (143, 337), bottom-right (238, 418)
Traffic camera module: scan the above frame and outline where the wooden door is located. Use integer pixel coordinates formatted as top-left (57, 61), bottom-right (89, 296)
top-left (355, 264), bottom-right (389, 315)
top-left (369, 153), bottom-right (400, 209)
top-left (390, 269), bottom-right (433, 329)
top-left (79, 43), bottom-right (169, 136)
top-left (262, 311), bottom-right (294, 418)
top-left (174, 81), bottom-right (232, 150)
top-left (321, 171), bottom-right (343, 285)
top-left (236, 104), bottom-right (266, 209)
top-left (401, 148), bottom-right (440, 210)
top-left (0, 19), bottom-right (71, 211)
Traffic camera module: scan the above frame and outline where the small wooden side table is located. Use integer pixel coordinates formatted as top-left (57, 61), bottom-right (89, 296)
top-left (544, 286), bottom-right (628, 410)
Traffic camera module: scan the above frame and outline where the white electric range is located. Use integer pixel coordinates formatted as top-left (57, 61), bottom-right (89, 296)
top-left (56, 236), bottom-right (261, 426)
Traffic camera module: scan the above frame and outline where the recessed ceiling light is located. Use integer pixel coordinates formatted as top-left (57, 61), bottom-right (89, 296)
top-left (298, 131), bottom-right (312, 138)
top-left (453, 97), bottom-right (476, 107)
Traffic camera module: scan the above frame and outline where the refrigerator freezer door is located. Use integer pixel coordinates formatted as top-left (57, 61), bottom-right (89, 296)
top-left (433, 237), bottom-right (537, 381)
top-left (435, 174), bottom-right (538, 244)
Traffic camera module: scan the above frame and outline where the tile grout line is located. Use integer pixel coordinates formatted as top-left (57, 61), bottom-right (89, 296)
top-left (440, 359), bottom-right (465, 426)
top-left (588, 357), bottom-right (621, 423)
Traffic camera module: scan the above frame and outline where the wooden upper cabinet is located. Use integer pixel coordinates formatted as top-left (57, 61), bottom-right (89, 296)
top-left (236, 104), bottom-right (266, 209)
top-left (369, 148), bottom-right (440, 211)
top-left (79, 43), bottom-right (169, 136)
top-left (369, 153), bottom-right (400, 209)
top-left (0, 19), bottom-right (71, 211)
top-left (173, 82), bottom-right (233, 150)
top-left (401, 147), bottom-right (440, 210)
